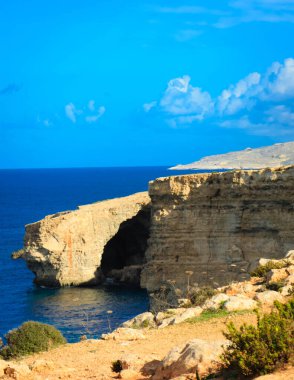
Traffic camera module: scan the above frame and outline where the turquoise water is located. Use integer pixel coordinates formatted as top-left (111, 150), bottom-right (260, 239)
top-left (0, 167), bottom-right (195, 342)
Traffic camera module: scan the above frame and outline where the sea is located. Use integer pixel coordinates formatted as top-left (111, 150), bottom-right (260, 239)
top-left (0, 167), bottom-right (196, 342)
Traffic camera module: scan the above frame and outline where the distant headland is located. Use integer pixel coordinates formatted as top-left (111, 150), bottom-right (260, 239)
top-left (170, 141), bottom-right (294, 170)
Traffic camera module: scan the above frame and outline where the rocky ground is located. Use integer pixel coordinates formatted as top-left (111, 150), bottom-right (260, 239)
top-left (1, 251), bottom-right (293, 380)
top-left (0, 313), bottom-right (293, 380)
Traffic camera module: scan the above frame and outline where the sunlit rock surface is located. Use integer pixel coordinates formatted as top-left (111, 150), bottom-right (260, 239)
top-left (22, 192), bottom-right (150, 286)
top-left (141, 166), bottom-right (294, 292)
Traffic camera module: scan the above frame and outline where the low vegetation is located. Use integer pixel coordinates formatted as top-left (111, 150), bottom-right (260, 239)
top-left (111, 359), bottom-right (123, 374)
top-left (188, 286), bottom-right (216, 307)
top-left (221, 299), bottom-right (294, 377)
top-left (250, 260), bottom-right (290, 278)
top-left (0, 321), bottom-right (66, 359)
top-left (187, 309), bottom-right (252, 324)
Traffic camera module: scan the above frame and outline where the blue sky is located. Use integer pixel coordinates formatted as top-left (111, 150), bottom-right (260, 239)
top-left (0, 0), bottom-right (294, 168)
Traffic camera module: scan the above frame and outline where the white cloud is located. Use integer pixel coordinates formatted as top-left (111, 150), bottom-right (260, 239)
top-left (65, 103), bottom-right (82, 123)
top-left (143, 101), bottom-right (157, 112)
top-left (65, 101), bottom-right (105, 124)
top-left (265, 58), bottom-right (294, 98)
top-left (148, 58), bottom-right (294, 135)
top-left (160, 75), bottom-right (213, 117)
top-left (88, 100), bottom-right (96, 111)
top-left (217, 72), bottom-right (261, 115)
top-left (152, 2), bottom-right (294, 33)
top-left (85, 106), bottom-right (106, 123)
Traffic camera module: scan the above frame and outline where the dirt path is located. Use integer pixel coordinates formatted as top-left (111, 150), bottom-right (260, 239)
top-left (4, 313), bottom-right (293, 380)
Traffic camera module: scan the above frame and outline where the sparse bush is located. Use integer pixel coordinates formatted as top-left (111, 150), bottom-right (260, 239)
top-left (111, 359), bottom-right (123, 373)
top-left (221, 299), bottom-right (294, 377)
top-left (0, 321), bottom-right (66, 359)
top-left (250, 260), bottom-right (290, 278)
top-left (189, 286), bottom-right (216, 307)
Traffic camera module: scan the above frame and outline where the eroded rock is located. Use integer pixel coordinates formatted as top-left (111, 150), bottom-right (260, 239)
top-left (122, 312), bottom-right (156, 328)
top-left (141, 166), bottom-right (294, 294)
top-left (21, 192), bottom-right (150, 286)
top-left (101, 328), bottom-right (146, 341)
top-left (223, 295), bottom-right (258, 312)
top-left (254, 290), bottom-right (285, 305)
top-left (152, 339), bottom-right (227, 379)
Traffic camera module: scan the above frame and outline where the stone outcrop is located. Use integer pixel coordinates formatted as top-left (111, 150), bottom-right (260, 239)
top-left (141, 166), bottom-right (294, 293)
top-left (21, 192), bottom-right (150, 287)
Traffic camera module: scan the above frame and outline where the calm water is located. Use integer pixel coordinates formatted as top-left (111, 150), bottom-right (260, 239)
top-left (0, 167), bottom-right (195, 342)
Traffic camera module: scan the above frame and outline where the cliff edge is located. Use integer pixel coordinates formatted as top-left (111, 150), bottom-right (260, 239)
top-left (19, 166), bottom-right (294, 293)
top-left (141, 166), bottom-right (294, 292)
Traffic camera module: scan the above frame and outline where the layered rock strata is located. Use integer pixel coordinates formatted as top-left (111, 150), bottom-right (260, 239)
top-left (141, 166), bottom-right (294, 292)
top-left (21, 192), bottom-right (150, 287)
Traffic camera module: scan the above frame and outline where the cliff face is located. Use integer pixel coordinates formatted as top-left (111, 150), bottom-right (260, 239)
top-left (20, 167), bottom-right (294, 291)
top-left (22, 192), bottom-right (150, 287)
top-left (141, 166), bottom-right (294, 292)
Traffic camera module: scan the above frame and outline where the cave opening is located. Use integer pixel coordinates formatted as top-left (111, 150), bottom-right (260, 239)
top-left (100, 205), bottom-right (151, 287)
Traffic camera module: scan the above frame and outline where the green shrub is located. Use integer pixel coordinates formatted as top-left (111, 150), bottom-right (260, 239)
top-left (250, 260), bottom-right (290, 278)
top-left (221, 299), bottom-right (294, 377)
top-left (0, 321), bottom-right (66, 359)
top-left (189, 286), bottom-right (216, 306)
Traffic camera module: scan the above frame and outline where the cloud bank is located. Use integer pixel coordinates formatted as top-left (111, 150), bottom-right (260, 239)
top-left (145, 58), bottom-right (294, 135)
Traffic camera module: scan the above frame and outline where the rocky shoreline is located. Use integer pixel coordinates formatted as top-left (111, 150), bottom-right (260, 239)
top-left (15, 166), bottom-right (294, 303)
top-left (1, 252), bottom-right (293, 379)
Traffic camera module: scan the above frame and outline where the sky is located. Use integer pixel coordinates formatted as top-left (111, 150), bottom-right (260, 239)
top-left (0, 0), bottom-right (294, 168)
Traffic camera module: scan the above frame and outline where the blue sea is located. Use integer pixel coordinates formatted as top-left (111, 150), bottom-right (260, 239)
top-left (0, 167), bottom-right (195, 342)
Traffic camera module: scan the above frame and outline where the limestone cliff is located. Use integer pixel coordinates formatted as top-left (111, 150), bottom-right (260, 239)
top-left (22, 192), bottom-right (150, 287)
top-left (20, 167), bottom-right (294, 292)
top-left (141, 166), bottom-right (294, 292)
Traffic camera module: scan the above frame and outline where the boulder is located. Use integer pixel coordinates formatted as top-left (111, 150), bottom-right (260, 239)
top-left (203, 293), bottom-right (229, 310)
top-left (254, 290), bottom-right (285, 305)
top-left (155, 309), bottom-right (186, 325)
top-left (177, 299), bottom-right (192, 308)
top-left (280, 284), bottom-right (294, 297)
top-left (266, 268), bottom-right (289, 284)
top-left (152, 339), bottom-right (227, 379)
top-left (158, 307), bottom-right (202, 328)
top-left (223, 295), bottom-right (258, 312)
top-left (101, 328), bottom-right (146, 341)
top-left (285, 274), bottom-right (294, 285)
top-left (285, 250), bottom-right (294, 263)
top-left (122, 312), bottom-right (155, 328)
